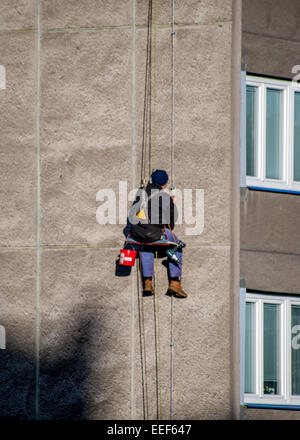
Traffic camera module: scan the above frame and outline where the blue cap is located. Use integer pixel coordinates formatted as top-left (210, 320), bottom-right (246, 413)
top-left (151, 169), bottom-right (169, 186)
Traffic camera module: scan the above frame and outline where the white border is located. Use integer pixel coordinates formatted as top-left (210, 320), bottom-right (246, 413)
top-left (246, 75), bottom-right (300, 192)
top-left (244, 293), bottom-right (300, 406)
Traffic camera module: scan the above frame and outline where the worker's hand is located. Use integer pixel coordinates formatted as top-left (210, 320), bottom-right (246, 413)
top-left (171, 194), bottom-right (177, 205)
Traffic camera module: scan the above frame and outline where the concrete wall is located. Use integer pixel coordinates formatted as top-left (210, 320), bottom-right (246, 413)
top-left (242, 407), bottom-right (300, 420)
top-left (0, 1), bottom-right (240, 420)
top-left (242, 0), bottom-right (300, 294)
top-left (242, 0), bottom-right (300, 79)
top-left (241, 0), bottom-right (300, 420)
top-left (241, 189), bottom-right (300, 295)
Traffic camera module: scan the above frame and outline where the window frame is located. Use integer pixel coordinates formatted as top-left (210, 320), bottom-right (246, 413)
top-left (244, 292), bottom-right (300, 407)
top-left (246, 75), bottom-right (300, 192)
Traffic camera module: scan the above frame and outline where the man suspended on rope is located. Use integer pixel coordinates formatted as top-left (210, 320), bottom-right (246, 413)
top-left (129, 169), bottom-right (187, 298)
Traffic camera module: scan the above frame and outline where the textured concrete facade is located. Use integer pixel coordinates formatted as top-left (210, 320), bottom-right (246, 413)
top-left (241, 0), bottom-right (300, 420)
top-left (241, 190), bottom-right (300, 295)
top-left (0, 1), bottom-right (240, 419)
top-left (242, 0), bottom-right (300, 79)
top-left (241, 0), bottom-right (300, 296)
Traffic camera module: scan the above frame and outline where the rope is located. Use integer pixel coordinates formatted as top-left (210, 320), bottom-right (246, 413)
top-left (170, 0), bottom-right (175, 420)
top-left (170, 293), bottom-right (174, 419)
top-left (171, 0), bottom-right (175, 190)
top-left (141, 0), bottom-right (153, 185)
top-left (140, 0), bottom-right (158, 183)
top-left (153, 250), bottom-right (163, 419)
top-left (168, 226), bottom-right (176, 421)
top-left (137, 251), bottom-right (149, 419)
top-left (152, 0), bottom-right (157, 174)
top-left (148, 0), bottom-right (153, 180)
top-left (153, 262), bottom-right (159, 419)
top-left (138, 0), bottom-right (177, 420)
top-left (168, 223), bottom-right (176, 420)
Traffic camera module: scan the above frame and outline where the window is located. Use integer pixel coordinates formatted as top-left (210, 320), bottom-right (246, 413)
top-left (244, 292), bottom-right (300, 406)
top-left (246, 75), bottom-right (300, 192)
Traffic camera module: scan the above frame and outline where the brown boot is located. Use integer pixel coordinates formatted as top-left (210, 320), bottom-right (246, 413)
top-left (168, 280), bottom-right (188, 298)
top-left (144, 277), bottom-right (154, 295)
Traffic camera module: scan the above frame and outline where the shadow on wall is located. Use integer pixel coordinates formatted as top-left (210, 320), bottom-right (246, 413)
top-left (0, 313), bottom-right (96, 420)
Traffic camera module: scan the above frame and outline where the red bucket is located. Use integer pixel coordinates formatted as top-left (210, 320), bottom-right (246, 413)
top-left (119, 249), bottom-right (137, 266)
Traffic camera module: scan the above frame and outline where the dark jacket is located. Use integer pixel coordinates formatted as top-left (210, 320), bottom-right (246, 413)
top-left (129, 182), bottom-right (178, 243)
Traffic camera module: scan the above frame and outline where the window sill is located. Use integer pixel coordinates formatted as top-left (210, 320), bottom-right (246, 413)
top-left (248, 186), bottom-right (300, 196)
top-left (246, 403), bottom-right (300, 411)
